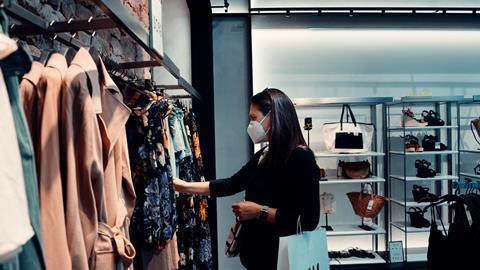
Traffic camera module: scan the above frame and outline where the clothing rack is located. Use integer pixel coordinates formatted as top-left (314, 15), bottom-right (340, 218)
top-left (0, 0), bottom-right (201, 101)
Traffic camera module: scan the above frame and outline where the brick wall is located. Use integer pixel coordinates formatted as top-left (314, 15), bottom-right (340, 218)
top-left (13, 0), bottom-right (150, 77)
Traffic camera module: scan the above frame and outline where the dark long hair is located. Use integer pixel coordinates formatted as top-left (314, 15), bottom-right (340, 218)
top-left (251, 88), bottom-right (308, 167)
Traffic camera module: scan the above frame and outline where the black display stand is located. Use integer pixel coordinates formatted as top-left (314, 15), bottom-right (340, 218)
top-left (358, 217), bottom-right (375, 231)
top-left (322, 213), bottom-right (333, 231)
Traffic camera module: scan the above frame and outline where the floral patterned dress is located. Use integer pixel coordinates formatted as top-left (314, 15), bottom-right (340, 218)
top-left (171, 106), bottom-right (213, 270)
top-left (126, 99), bottom-right (177, 251)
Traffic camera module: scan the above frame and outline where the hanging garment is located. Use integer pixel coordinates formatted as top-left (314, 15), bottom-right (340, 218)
top-left (61, 48), bottom-right (104, 270)
top-left (164, 117), bottom-right (177, 178)
top-left (92, 59), bottom-right (136, 270)
top-left (33, 53), bottom-right (72, 270)
top-left (0, 63), bottom-right (33, 263)
top-left (173, 106), bottom-right (213, 270)
top-left (168, 105), bottom-right (192, 166)
top-left (18, 61), bottom-right (43, 145)
top-left (126, 97), bottom-right (177, 255)
top-left (185, 112), bottom-right (213, 269)
top-left (0, 44), bottom-right (45, 270)
top-left (138, 233), bottom-right (179, 270)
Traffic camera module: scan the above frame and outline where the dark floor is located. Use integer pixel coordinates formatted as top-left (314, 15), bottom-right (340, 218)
top-left (331, 262), bottom-right (427, 270)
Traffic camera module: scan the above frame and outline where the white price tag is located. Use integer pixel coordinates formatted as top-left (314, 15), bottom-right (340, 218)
top-left (367, 199), bottom-right (374, 210)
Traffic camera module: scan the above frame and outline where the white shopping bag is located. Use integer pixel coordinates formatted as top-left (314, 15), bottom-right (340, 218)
top-left (277, 218), bottom-right (330, 270)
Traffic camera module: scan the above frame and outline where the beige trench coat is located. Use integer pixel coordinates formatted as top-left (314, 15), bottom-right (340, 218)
top-left (35, 53), bottom-right (72, 270)
top-left (61, 48), bottom-right (105, 270)
top-left (93, 58), bottom-right (136, 270)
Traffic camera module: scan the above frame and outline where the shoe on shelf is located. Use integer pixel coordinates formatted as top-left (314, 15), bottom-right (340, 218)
top-left (404, 135), bottom-right (424, 152)
top-left (415, 159), bottom-right (437, 178)
top-left (412, 184), bottom-right (438, 202)
top-left (475, 161), bottom-right (480, 176)
top-left (422, 135), bottom-right (448, 151)
top-left (329, 250), bottom-right (352, 259)
top-left (348, 248), bottom-right (376, 259)
top-left (402, 109), bottom-right (428, 127)
top-left (407, 207), bottom-right (431, 228)
top-left (421, 110), bottom-right (445, 126)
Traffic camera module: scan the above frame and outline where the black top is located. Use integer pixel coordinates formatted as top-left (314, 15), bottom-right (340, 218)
top-left (210, 147), bottom-right (320, 270)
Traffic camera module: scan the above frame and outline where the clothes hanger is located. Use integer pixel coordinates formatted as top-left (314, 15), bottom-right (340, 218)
top-left (63, 31), bottom-right (78, 65)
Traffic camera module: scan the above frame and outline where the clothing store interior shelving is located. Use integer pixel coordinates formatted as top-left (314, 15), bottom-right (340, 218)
top-left (293, 97), bottom-right (393, 266)
top-left (387, 96), bottom-right (462, 262)
top-left (460, 95), bottom-right (480, 181)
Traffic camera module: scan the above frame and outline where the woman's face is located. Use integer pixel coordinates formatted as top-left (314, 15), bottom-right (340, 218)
top-left (249, 104), bottom-right (271, 133)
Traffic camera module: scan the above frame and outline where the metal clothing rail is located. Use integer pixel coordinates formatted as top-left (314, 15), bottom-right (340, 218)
top-left (0, 0), bottom-right (201, 101)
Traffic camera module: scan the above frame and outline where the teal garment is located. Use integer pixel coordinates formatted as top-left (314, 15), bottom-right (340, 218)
top-left (0, 10), bottom-right (45, 270)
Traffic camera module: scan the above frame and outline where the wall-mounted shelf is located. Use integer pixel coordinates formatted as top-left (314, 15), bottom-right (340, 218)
top-left (294, 97), bottom-right (393, 107)
top-left (330, 252), bottom-right (386, 265)
top-left (460, 149), bottom-right (480, 154)
top-left (389, 125), bottom-right (458, 131)
top-left (459, 172), bottom-right (480, 180)
top-left (320, 177), bottom-right (385, 185)
top-left (315, 151), bottom-right (385, 158)
top-left (390, 175), bottom-right (459, 182)
top-left (390, 198), bottom-right (448, 207)
top-left (326, 224), bottom-right (386, 236)
top-left (391, 222), bottom-right (449, 233)
top-left (398, 96), bottom-right (465, 103)
top-left (389, 150), bottom-right (458, 156)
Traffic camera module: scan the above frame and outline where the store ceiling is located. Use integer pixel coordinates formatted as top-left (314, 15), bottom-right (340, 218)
top-left (210, 1), bottom-right (480, 13)
top-left (250, 0), bottom-right (480, 8)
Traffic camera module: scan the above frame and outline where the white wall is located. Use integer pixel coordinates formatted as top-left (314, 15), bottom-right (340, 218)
top-left (154, 0), bottom-right (192, 84)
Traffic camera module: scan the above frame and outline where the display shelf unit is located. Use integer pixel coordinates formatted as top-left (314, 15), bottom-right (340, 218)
top-left (320, 176), bottom-right (386, 185)
top-left (389, 175), bottom-right (459, 182)
top-left (295, 96), bottom-right (393, 266)
top-left (391, 222), bottom-right (449, 233)
top-left (326, 224), bottom-right (386, 236)
top-left (389, 150), bottom-right (458, 156)
top-left (459, 149), bottom-right (480, 154)
top-left (315, 151), bottom-right (385, 158)
top-left (329, 252), bottom-right (386, 265)
top-left (459, 172), bottom-right (480, 180)
top-left (459, 97), bottom-right (480, 187)
top-left (390, 198), bottom-right (449, 208)
top-left (389, 125), bottom-right (458, 131)
top-left (387, 96), bottom-right (462, 263)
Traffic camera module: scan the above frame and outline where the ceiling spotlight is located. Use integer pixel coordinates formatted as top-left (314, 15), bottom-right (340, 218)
top-left (412, 9), bottom-right (416, 15)
top-left (349, 10), bottom-right (354, 17)
top-left (317, 10), bottom-right (322, 16)
top-left (285, 10), bottom-right (290, 17)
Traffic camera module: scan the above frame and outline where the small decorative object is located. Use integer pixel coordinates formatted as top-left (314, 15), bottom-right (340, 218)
top-left (320, 192), bottom-right (335, 231)
top-left (304, 117), bottom-right (312, 146)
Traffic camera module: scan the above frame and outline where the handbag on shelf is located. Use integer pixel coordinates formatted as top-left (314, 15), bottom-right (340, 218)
top-left (347, 183), bottom-right (387, 218)
top-left (225, 217), bottom-right (242, 258)
top-left (338, 160), bottom-right (372, 179)
top-left (322, 104), bottom-right (374, 153)
top-left (471, 118), bottom-right (480, 145)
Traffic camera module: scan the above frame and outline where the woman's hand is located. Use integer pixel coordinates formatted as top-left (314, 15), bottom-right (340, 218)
top-left (173, 177), bottom-right (210, 196)
top-left (232, 201), bottom-right (262, 221)
top-left (173, 177), bottom-right (188, 193)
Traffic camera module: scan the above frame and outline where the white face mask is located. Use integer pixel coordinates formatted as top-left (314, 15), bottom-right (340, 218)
top-left (247, 112), bottom-right (270, 144)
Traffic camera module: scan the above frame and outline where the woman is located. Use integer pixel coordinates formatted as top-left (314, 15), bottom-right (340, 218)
top-left (174, 88), bottom-right (320, 270)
